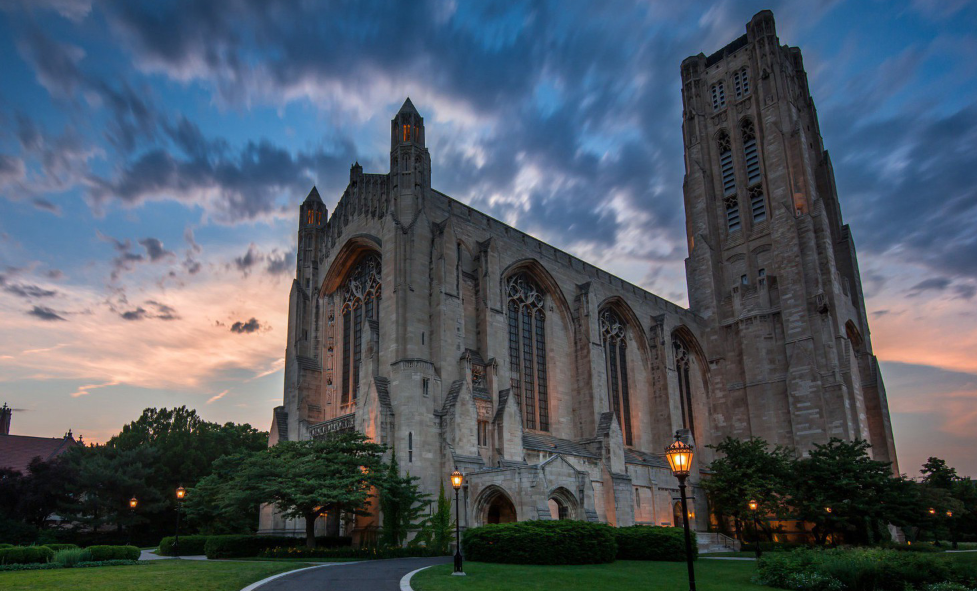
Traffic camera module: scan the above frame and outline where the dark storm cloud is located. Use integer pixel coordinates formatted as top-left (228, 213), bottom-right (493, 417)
top-left (27, 305), bottom-right (66, 321)
top-left (138, 237), bottom-right (174, 261)
top-left (230, 317), bottom-right (261, 334)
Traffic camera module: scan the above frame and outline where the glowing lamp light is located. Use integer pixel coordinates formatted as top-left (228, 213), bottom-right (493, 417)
top-left (748, 499), bottom-right (759, 512)
top-left (129, 497), bottom-right (138, 509)
top-left (176, 486), bottom-right (186, 500)
top-left (825, 507), bottom-right (832, 514)
top-left (928, 508), bottom-right (936, 515)
top-left (664, 437), bottom-right (694, 478)
top-left (946, 511), bottom-right (953, 518)
top-left (450, 470), bottom-right (464, 490)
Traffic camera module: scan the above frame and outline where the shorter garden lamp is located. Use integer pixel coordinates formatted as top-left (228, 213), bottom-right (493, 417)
top-left (947, 510), bottom-right (957, 549)
top-left (174, 486), bottom-right (186, 557)
top-left (748, 499), bottom-right (761, 559)
top-left (450, 470), bottom-right (465, 576)
top-left (665, 433), bottom-right (696, 591)
top-left (128, 496), bottom-right (138, 546)
top-left (825, 506), bottom-right (832, 514)
top-left (928, 507), bottom-right (936, 515)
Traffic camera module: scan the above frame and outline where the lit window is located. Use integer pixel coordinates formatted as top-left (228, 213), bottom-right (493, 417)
top-left (711, 82), bottom-right (726, 110)
top-left (600, 308), bottom-right (633, 446)
top-left (341, 254), bottom-right (381, 406)
top-left (403, 124), bottom-right (411, 143)
top-left (506, 273), bottom-right (549, 431)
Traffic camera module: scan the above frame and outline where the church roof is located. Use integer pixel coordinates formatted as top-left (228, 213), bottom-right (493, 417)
top-left (397, 97), bottom-right (419, 116)
top-left (523, 433), bottom-right (599, 459)
top-left (624, 448), bottom-right (670, 469)
top-left (303, 186), bottom-right (323, 205)
top-left (0, 434), bottom-right (79, 474)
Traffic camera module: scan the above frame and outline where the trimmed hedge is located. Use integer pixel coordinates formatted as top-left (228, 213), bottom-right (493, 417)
top-left (0, 546), bottom-right (55, 565)
top-left (740, 542), bottom-right (812, 553)
top-left (0, 559), bottom-right (139, 572)
top-left (0, 543), bottom-right (14, 549)
top-left (87, 545), bottom-right (140, 561)
top-left (615, 526), bottom-right (697, 561)
top-left (258, 545), bottom-right (443, 560)
top-left (43, 543), bottom-right (80, 552)
top-left (756, 547), bottom-right (977, 591)
top-left (158, 535), bottom-right (210, 556)
top-left (203, 535), bottom-right (353, 559)
top-left (463, 520), bottom-right (617, 565)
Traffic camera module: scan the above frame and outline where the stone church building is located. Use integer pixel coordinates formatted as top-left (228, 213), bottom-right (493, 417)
top-left (259, 11), bottom-right (897, 540)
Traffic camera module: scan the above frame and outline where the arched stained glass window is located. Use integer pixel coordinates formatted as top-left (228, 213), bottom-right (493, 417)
top-left (341, 253), bottom-right (381, 406)
top-left (600, 308), bottom-right (633, 446)
top-left (506, 273), bottom-right (549, 431)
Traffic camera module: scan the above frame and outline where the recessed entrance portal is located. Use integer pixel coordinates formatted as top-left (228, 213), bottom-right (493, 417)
top-left (548, 497), bottom-right (569, 520)
top-left (486, 494), bottom-right (517, 524)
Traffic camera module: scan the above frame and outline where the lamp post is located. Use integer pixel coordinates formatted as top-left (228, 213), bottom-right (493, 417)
top-left (174, 486), bottom-right (186, 557)
top-left (128, 497), bottom-right (138, 546)
top-left (665, 432), bottom-right (696, 591)
top-left (748, 499), bottom-right (761, 560)
top-left (947, 510), bottom-right (957, 550)
top-left (450, 470), bottom-right (465, 576)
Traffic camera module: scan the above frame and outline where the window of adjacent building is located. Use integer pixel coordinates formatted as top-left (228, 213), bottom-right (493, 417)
top-left (718, 130), bottom-right (740, 232)
top-left (506, 273), bottom-right (549, 431)
top-left (711, 82), bottom-right (726, 110)
top-left (733, 68), bottom-right (750, 98)
top-left (340, 253), bottom-right (381, 406)
top-left (478, 420), bottom-right (489, 447)
top-left (600, 308), bottom-right (633, 446)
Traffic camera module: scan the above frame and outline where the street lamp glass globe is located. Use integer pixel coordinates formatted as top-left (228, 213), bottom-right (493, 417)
top-left (450, 470), bottom-right (463, 490)
top-left (129, 497), bottom-right (138, 509)
top-left (664, 437), bottom-right (694, 477)
top-left (748, 499), bottom-right (758, 511)
top-left (176, 486), bottom-right (186, 500)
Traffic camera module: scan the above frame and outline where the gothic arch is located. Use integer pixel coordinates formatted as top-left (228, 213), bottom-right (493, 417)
top-left (547, 486), bottom-right (580, 520)
top-left (845, 320), bottom-right (864, 351)
top-left (473, 485), bottom-right (518, 526)
top-left (500, 258), bottom-right (573, 328)
top-left (596, 296), bottom-right (651, 357)
top-left (671, 325), bottom-right (710, 445)
top-left (320, 234), bottom-right (382, 296)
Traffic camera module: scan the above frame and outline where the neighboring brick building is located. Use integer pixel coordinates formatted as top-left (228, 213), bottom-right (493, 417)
top-left (260, 11), bottom-right (897, 541)
top-left (0, 403), bottom-right (79, 474)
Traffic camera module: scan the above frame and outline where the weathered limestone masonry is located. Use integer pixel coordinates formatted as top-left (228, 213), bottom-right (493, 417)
top-left (259, 11), bottom-right (897, 541)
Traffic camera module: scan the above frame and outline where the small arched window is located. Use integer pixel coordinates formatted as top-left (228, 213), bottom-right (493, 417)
top-left (718, 130), bottom-right (739, 232)
top-left (600, 308), bottom-right (633, 446)
top-left (711, 82), bottom-right (726, 110)
top-left (340, 253), bottom-right (381, 406)
top-left (506, 273), bottom-right (549, 431)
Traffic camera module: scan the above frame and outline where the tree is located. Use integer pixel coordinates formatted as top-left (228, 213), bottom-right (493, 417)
top-left (921, 457), bottom-right (960, 489)
top-left (704, 437), bottom-right (793, 541)
top-left (215, 433), bottom-right (387, 548)
top-left (378, 450), bottom-right (429, 547)
top-left (184, 453), bottom-right (259, 535)
top-left (789, 438), bottom-right (895, 545)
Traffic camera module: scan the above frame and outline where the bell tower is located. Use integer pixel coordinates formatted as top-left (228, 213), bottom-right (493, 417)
top-left (390, 97), bottom-right (431, 227)
top-left (680, 11), bottom-right (897, 468)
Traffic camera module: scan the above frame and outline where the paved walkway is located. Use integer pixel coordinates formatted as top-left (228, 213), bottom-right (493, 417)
top-left (243, 556), bottom-right (451, 591)
top-left (139, 549), bottom-right (208, 561)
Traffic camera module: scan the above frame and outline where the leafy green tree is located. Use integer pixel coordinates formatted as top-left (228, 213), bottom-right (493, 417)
top-left (921, 457), bottom-right (959, 489)
top-left (378, 450), bottom-right (429, 547)
top-left (789, 438), bottom-right (895, 545)
top-left (14, 458), bottom-right (73, 528)
top-left (704, 437), bottom-right (793, 541)
top-left (213, 433), bottom-right (387, 548)
top-left (184, 453), bottom-right (259, 535)
top-left (428, 480), bottom-right (454, 554)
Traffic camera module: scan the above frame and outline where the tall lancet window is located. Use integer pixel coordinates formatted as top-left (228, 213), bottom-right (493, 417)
top-left (506, 273), bottom-right (549, 431)
top-left (673, 339), bottom-right (695, 437)
top-left (741, 119), bottom-right (766, 222)
top-left (340, 254), bottom-right (381, 406)
top-left (718, 130), bottom-right (740, 232)
top-left (600, 308), bottom-right (633, 446)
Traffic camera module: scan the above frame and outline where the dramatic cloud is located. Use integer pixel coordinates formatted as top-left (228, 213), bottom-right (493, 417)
top-left (230, 318), bottom-right (261, 334)
top-left (27, 305), bottom-right (66, 321)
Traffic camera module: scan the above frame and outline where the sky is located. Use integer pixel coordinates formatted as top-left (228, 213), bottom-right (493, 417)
top-left (0, 0), bottom-right (975, 478)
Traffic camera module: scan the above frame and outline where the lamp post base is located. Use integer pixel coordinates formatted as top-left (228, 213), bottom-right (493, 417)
top-left (451, 572), bottom-right (467, 576)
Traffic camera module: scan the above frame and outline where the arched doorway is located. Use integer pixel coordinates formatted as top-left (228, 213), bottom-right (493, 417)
top-left (486, 495), bottom-right (517, 524)
top-left (475, 486), bottom-right (518, 525)
top-left (547, 487), bottom-right (579, 520)
top-left (548, 498), bottom-right (569, 520)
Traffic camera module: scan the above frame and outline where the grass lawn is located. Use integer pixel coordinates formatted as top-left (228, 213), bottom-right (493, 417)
top-left (0, 559), bottom-right (314, 591)
top-left (412, 560), bottom-right (774, 591)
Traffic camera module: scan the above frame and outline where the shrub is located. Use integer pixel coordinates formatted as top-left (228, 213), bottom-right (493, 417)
top-left (784, 572), bottom-right (844, 591)
top-left (158, 535), bottom-right (210, 556)
top-left (462, 520), bottom-right (616, 565)
top-left (53, 548), bottom-right (92, 567)
top-left (258, 545), bottom-right (442, 560)
top-left (87, 545), bottom-right (140, 561)
top-left (201, 535), bottom-right (352, 559)
top-left (614, 526), bottom-right (696, 561)
top-left (44, 543), bottom-right (80, 552)
top-left (742, 542), bottom-right (812, 553)
top-left (924, 584), bottom-right (976, 591)
top-left (0, 545), bottom-right (55, 565)
top-left (0, 543), bottom-right (13, 549)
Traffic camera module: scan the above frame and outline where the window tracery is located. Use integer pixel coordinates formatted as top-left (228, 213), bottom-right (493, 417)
top-left (600, 308), bottom-right (633, 446)
top-left (742, 119), bottom-right (766, 222)
top-left (340, 253), bottom-right (381, 406)
top-left (506, 273), bottom-right (549, 431)
top-left (718, 130), bottom-right (740, 232)
top-left (673, 338), bottom-right (696, 437)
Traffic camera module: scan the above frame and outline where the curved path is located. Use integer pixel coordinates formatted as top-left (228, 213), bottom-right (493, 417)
top-left (245, 556), bottom-right (451, 591)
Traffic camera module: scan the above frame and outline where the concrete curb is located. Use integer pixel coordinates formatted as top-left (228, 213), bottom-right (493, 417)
top-left (400, 564), bottom-right (438, 591)
top-left (238, 562), bottom-right (353, 591)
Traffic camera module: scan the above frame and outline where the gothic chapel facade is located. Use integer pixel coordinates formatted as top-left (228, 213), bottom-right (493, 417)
top-left (260, 11), bottom-right (897, 540)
